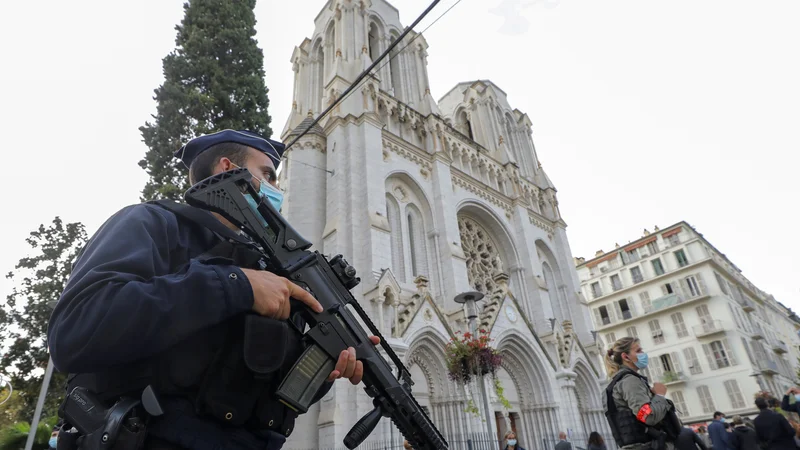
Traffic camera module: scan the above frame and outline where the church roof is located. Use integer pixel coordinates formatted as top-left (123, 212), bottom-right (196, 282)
top-left (288, 112), bottom-right (326, 138)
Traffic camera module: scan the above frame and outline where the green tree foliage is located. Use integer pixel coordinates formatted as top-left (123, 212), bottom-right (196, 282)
top-left (1, 218), bottom-right (88, 424)
top-left (138, 0), bottom-right (273, 201)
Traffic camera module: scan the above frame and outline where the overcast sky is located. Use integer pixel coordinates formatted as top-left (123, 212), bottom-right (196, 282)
top-left (1, 0), bottom-right (798, 314)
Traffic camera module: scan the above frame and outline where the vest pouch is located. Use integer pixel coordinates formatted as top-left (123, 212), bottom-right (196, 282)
top-left (243, 315), bottom-right (292, 376)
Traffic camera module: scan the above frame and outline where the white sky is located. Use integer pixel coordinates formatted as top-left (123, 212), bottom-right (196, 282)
top-left (1, 0), bottom-right (798, 314)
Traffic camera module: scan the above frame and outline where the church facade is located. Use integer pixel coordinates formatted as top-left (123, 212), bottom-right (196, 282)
top-left (278, 1), bottom-right (612, 449)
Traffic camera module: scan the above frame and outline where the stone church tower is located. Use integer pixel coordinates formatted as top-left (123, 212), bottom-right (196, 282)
top-left (278, 1), bottom-right (613, 449)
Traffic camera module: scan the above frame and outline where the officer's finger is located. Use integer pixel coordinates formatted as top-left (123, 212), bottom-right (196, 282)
top-left (278, 295), bottom-right (291, 320)
top-left (349, 361), bottom-right (364, 385)
top-left (332, 349), bottom-right (349, 379)
top-left (342, 347), bottom-right (357, 378)
top-left (287, 281), bottom-right (323, 313)
top-left (369, 336), bottom-right (380, 346)
top-left (326, 369), bottom-right (340, 382)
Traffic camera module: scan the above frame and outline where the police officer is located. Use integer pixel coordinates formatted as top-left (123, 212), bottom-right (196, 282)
top-left (603, 337), bottom-right (680, 450)
top-left (47, 130), bottom-right (379, 450)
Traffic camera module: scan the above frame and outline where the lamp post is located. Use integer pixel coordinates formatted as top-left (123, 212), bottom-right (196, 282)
top-left (454, 291), bottom-right (495, 442)
top-left (25, 300), bottom-right (58, 450)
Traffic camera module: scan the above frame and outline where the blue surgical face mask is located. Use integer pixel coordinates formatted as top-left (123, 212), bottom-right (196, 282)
top-left (231, 164), bottom-right (284, 221)
top-left (507, 439), bottom-right (517, 446)
top-left (634, 352), bottom-right (649, 370)
top-left (49, 437), bottom-right (57, 448)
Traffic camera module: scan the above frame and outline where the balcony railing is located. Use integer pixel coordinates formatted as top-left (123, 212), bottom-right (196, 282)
top-left (757, 359), bottom-right (779, 374)
top-left (661, 371), bottom-right (688, 385)
top-left (693, 320), bottom-right (725, 338)
top-left (751, 324), bottom-right (765, 340)
top-left (771, 340), bottom-right (789, 354)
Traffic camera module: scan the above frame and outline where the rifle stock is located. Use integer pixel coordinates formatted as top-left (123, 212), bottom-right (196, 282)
top-left (185, 169), bottom-right (448, 450)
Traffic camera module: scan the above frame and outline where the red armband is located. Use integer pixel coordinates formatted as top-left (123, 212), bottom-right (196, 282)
top-left (636, 404), bottom-right (652, 423)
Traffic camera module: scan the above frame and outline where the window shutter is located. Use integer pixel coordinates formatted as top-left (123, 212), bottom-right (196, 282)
top-left (613, 302), bottom-right (624, 321)
top-left (715, 272), bottom-right (729, 295)
top-left (740, 337), bottom-right (755, 364)
top-left (695, 272), bottom-right (707, 295)
top-left (702, 343), bottom-right (717, 370)
top-left (628, 297), bottom-right (637, 316)
top-left (723, 338), bottom-right (738, 366)
top-left (593, 308), bottom-right (603, 327)
top-left (651, 355), bottom-right (664, 381)
top-left (671, 352), bottom-right (682, 373)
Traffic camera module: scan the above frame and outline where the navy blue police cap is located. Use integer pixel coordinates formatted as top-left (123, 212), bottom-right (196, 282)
top-left (174, 129), bottom-right (286, 169)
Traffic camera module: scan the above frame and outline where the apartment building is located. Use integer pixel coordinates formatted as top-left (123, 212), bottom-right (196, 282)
top-left (576, 222), bottom-right (800, 424)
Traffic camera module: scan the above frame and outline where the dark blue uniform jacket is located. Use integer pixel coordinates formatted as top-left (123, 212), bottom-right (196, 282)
top-left (48, 202), bottom-right (329, 449)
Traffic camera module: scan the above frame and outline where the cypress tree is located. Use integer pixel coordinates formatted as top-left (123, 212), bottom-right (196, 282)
top-left (139, 0), bottom-right (272, 201)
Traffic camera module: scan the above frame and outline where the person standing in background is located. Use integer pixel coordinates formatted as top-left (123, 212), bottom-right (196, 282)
top-left (501, 431), bottom-right (525, 450)
top-left (728, 416), bottom-right (759, 450)
top-left (753, 397), bottom-right (796, 450)
top-left (675, 427), bottom-right (707, 450)
top-left (587, 431), bottom-right (607, 450)
top-left (554, 431), bottom-right (572, 450)
top-left (708, 412), bottom-right (731, 450)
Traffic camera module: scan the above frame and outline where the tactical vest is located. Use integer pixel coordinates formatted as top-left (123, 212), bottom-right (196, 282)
top-left (604, 368), bottom-right (652, 447)
top-left (64, 200), bottom-right (308, 440)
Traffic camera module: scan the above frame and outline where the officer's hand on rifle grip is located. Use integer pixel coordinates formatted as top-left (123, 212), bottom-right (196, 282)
top-left (241, 268), bottom-right (323, 319)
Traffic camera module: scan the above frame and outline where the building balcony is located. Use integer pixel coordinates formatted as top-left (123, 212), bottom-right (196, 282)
top-left (751, 324), bottom-right (765, 340)
top-left (737, 296), bottom-right (756, 312)
top-left (661, 371), bottom-right (688, 386)
top-left (771, 340), bottom-right (789, 354)
top-left (757, 359), bottom-right (779, 375)
top-left (693, 320), bottom-right (726, 338)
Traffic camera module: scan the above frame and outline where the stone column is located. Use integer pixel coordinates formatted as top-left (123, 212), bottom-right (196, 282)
top-left (555, 369), bottom-right (582, 442)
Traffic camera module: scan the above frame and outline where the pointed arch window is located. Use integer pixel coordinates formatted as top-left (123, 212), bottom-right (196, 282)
top-left (407, 205), bottom-right (428, 278)
top-left (386, 194), bottom-right (405, 282)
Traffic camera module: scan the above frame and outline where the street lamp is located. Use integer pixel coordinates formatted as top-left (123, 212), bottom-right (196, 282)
top-left (25, 301), bottom-right (58, 450)
top-left (454, 291), bottom-right (495, 441)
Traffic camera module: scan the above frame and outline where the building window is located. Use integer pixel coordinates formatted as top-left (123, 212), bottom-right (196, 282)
top-left (685, 275), bottom-right (702, 297)
top-left (591, 282), bottom-right (603, 299)
top-left (605, 332), bottom-right (616, 344)
top-left (696, 305), bottom-right (713, 326)
top-left (598, 306), bottom-right (612, 325)
top-left (626, 326), bottom-right (638, 338)
top-left (683, 347), bottom-right (702, 375)
top-left (652, 258), bottom-right (665, 276)
top-left (697, 385), bottom-right (716, 414)
top-left (611, 274), bottom-right (622, 291)
top-left (671, 312), bottom-right (689, 338)
top-left (649, 320), bottom-right (665, 344)
top-left (724, 380), bottom-right (746, 409)
top-left (715, 272), bottom-right (729, 295)
top-left (647, 241), bottom-right (660, 255)
top-left (458, 216), bottom-right (503, 294)
top-left (659, 353), bottom-right (677, 373)
top-left (674, 249), bottom-right (689, 267)
top-left (667, 233), bottom-right (680, 247)
top-left (619, 298), bottom-right (633, 320)
top-left (626, 248), bottom-right (640, 262)
top-left (671, 391), bottom-right (689, 417)
top-left (703, 340), bottom-right (737, 369)
top-left (631, 266), bottom-right (644, 284)
top-left (386, 194), bottom-right (405, 282)
top-left (639, 291), bottom-right (652, 313)
top-left (662, 282), bottom-right (675, 295)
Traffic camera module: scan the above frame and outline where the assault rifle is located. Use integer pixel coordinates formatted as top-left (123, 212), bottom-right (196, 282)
top-left (184, 168), bottom-right (448, 450)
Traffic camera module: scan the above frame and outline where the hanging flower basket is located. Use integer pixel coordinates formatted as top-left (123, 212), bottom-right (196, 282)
top-left (445, 329), bottom-right (502, 384)
top-left (445, 329), bottom-right (512, 415)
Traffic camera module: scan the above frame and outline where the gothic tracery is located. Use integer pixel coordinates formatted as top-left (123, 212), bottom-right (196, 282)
top-left (458, 216), bottom-right (504, 294)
